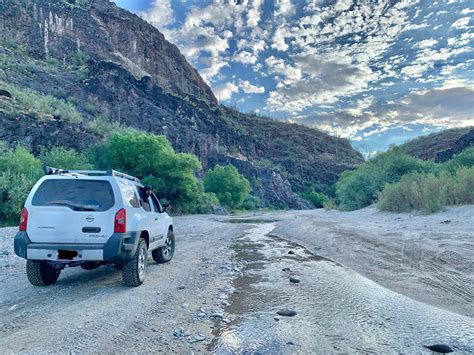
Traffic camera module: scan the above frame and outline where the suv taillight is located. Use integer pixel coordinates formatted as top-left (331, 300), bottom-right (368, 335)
top-left (19, 208), bottom-right (28, 231)
top-left (114, 208), bottom-right (126, 233)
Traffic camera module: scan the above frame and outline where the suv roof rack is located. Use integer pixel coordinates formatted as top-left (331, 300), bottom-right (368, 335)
top-left (43, 166), bottom-right (141, 183)
top-left (108, 170), bottom-right (141, 183)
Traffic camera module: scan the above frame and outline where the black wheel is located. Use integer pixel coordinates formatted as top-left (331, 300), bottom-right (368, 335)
top-left (122, 238), bottom-right (148, 287)
top-left (26, 260), bottom-right (61, 286)
top-left (152, 230), bottom-right (175, 263)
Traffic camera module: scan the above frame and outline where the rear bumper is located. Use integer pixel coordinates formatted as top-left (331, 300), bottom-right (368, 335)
top-left (14, 232), bottom-right (140, 264)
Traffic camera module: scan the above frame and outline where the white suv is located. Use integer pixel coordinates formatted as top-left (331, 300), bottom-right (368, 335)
top-left (14, 168), bottom-right (174, 287)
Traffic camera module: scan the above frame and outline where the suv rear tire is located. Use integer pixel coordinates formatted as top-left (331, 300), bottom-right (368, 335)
top-left (152, 230), bottom-right (175, 263)
top-left (122, 238), bottom-right (148, 287)
top-left (26, 260), bottom-right (61, 286)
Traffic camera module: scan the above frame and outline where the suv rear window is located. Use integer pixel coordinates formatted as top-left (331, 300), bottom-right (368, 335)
top-left (32, 179), bottom-right (115, 212)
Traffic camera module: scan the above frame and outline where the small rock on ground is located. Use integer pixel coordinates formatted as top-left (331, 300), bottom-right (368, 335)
top-left (194, 334), bottom-right (206, 342)
top-left (277, 309), bottom-right (297, 317)
top-left (423, 344), bottom-right (453, 353)
top-left (289, 277), bottom-right (300, 284)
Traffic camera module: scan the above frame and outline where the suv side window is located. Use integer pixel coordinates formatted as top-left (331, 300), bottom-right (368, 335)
top-left (118, 180), bottom-right (139, 208)
top-left (137, 187), bottom-right (151, 212)
top-left (150, 194), bottom-right (163, 213)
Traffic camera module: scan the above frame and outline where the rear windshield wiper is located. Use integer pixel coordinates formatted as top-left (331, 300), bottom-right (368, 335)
top-left (47, 200), bottom-right (99, 211)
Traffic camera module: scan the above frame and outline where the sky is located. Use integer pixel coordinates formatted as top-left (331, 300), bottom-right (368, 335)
top-left (113, 0), bottom-right (474, 154)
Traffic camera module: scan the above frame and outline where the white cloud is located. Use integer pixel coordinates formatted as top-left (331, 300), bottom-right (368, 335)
top-left (275, 0), bottom-right (295, 17)
top-left (214, 82), bottom-right (239, 101)
top-left (267, 53), bottom-right (377, 112)
top-left (334, 0), bottom-right (352, 12)
top-left (239, 80), bottom-right (265, 94)
top-left (451, 17), bottom-right (471, 29)
top-left (417, 39), bottom-right (438, 48)
top-left (247, 0), bottom-right (264, 27)
top-left (265, 56), bottom-right (302, 83)
top-left (271, 27), bottom-right (289, 51)
top-left (233, 51), bottom-right (258, 64)
top-left (139, 0), bottom-right (174, 28)
top-left (295, 85), bottom-right (474, 139)
top-left (138, 0), bottom-right (175, 38)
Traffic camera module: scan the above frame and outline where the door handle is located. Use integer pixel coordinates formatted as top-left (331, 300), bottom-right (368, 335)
top-left (155, 218), bottom-right (158, 221)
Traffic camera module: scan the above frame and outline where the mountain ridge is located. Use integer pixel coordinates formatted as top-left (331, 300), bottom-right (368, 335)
top-left (393, 127), bottom-right (474, 162)
top-left (0, 0), bottom-right (364, 208)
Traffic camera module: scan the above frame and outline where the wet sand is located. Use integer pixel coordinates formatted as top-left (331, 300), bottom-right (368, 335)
top-left (211, 222), bottom-right (474, 353)
top-left (247, 205), bottom-right (474, 318)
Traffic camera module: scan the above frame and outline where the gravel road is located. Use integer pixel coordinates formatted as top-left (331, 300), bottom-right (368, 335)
top-left (0, 207), bottom-right (473, 353)
top-left (0, 216), bottom-right (251, 353)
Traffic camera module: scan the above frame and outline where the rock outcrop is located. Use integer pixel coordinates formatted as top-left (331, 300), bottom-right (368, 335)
top-left (435, 129), bottom-right (474, 162)
top-left (394, 127), bottom-right (474, 162)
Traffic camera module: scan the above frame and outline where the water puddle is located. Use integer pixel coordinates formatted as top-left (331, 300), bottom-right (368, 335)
top-left (225, 218), bottom-right (282, 224)
top-left (210, 223), bottom-right (474, 354)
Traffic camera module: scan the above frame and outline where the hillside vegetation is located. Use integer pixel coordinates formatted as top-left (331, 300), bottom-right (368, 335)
top-left (378, 166), bottom-right (474, 213)
top-left (0, 131), bottom-right (255, 225)
top-left (332, 146), bottom-right (474, 213)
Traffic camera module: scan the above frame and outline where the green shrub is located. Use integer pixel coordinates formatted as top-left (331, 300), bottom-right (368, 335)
top-left (39, 146), bottom-right (93, 170)
top-left (86, 116), bottom-right (127, 136)
top-left (445, 147), bottom-right (474, 170)
top-left (46, 57), bottom-right (60, 67)
top-left (335, 152), bottom-right (437, 210)
top-left (76, 68), bottom-right (89, 81)
top-left (0, 144), bottom-right (42, 176)
top-left (323, 198), bottom-right (338, 210)
top-left (299, 187), bottom-right (328, 208)
top-left (378, 167), bottom-right (474, 214)
top-left (240, 195), bottom-right (262, 211)
top-left (0, 144), bottom-right (42, 225)
top-left (203, 164), bottom-right (251, 210)
top-left (83, 102), bottom-right (97, 115)
top-left (72, 51), bottom-right (90, 67)
top-left (0, 172), bottom-right (37, 225)
top-left (0, 81), bottom-right (82, 122)
top-left (455, 167), bottom-right (474, 204)
top-left (88, 130), bottom-right (214, 213)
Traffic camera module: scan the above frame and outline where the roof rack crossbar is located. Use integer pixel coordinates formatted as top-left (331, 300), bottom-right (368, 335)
top-left (66, 170), bottom-right (108, 175)
top-left (43, 166), bottom-right (140, 183)
top-left (108, 170), bottom-right (141, 183)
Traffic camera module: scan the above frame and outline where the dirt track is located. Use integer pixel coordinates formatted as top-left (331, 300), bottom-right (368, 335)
top-left (0, 216), bottom-right (251, 353)
top-left (0, 207), bottom-right (473, 353)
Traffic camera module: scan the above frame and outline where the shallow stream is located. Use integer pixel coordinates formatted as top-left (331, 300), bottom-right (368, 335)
top-left (210, 222), bottom-right (474, 353)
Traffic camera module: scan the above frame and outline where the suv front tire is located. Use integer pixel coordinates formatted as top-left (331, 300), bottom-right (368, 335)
top-left (122, 238), bottom-right (148, 287)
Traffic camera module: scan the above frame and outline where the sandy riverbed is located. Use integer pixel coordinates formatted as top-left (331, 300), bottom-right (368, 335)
top-left (260, 205), bottom-right (474, 318)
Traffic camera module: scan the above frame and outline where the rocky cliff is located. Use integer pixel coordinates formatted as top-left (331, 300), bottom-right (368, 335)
top-left (394, 127), bottom-right (474, 162)
top-left (0, 0), bottom-right (364, 208)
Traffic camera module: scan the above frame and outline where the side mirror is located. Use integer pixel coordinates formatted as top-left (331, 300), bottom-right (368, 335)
top-left (162, 204), bottom-right (170, 212)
